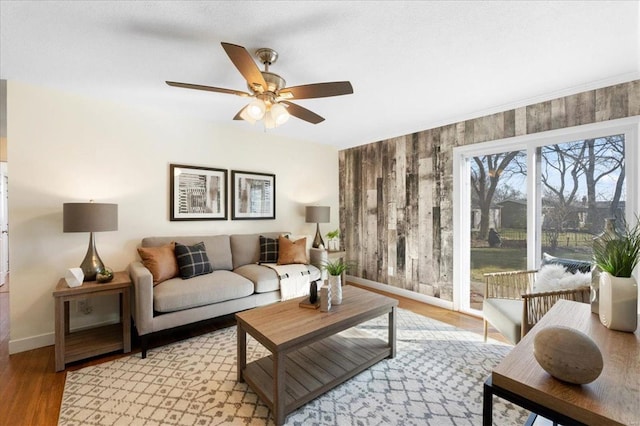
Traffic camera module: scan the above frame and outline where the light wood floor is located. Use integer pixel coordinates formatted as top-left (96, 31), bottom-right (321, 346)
top-left (0, 280), bottom-right (506, 426)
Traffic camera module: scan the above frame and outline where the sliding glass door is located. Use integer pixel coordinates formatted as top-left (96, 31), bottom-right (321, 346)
top-left (454, 120), bottom-right (636, 314)
top-left (468, 150), bottom-right (527, 310)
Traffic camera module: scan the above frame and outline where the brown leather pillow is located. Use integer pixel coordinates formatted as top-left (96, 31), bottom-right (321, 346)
top-left (137, 242), bottom-right (179, 285)
top-left (277, 236), bottom-right (308, 265)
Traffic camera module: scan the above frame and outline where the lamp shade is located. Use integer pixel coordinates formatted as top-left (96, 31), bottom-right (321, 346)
top-left (305, 206), bottom-right (330, 223)
top-left (63, 203), bottom-right (118, 232)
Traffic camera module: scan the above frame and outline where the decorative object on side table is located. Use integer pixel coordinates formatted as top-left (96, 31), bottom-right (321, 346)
top-left (326, 228), bottom-right (340, 251)
top-left (533, 325), bottom-right (603, 384)
top-left (306, 205), bottom-right (330, 248)
top-left (63, 201), bottom-right (118, 281)
top-left (592, 216), bottom-right (640, 332)
top-left (96, 267), bottom-right (114, 283)
top-left (64, 268), bottom-right (84, 288)
top-left (322, 258), bottom-right (352, 305)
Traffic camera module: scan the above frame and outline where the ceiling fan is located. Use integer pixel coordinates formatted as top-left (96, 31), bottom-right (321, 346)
top-left (166, 42), bottom-right (354, 128)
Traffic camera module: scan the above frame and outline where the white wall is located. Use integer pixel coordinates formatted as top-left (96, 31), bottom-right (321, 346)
top-left (7, 81), bottom-right (339, 353)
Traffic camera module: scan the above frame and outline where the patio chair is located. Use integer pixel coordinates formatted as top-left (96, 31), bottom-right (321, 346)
top-left (482, 269), bottom-right (591, 345)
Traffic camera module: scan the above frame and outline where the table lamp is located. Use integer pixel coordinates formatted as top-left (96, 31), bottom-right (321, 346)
top-left (63, 201), bottom-right (118, 281)
top-left (305, 205), bottom-right (330, 249)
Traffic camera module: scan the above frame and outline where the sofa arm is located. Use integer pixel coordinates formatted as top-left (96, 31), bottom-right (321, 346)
top-left (128, 261), bottom-right (154, 336)
top-left (310, 248), bottom-right (328, 280)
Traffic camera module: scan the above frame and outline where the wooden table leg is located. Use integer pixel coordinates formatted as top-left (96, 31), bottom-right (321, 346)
top-left (237, 324), bottom-right (246, 382)
top-left (273, 351), bottom-right (286, 425)
top-left (388, 305), bottom-right (397, 358)
top-left (122, 288), bottom-right (131, 353)
top-left (54, 297), bottom-right (65, 372)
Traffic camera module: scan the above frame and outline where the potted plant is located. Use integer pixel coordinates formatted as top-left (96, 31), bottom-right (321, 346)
top-left (326, 229), bottom-right (340, 251)
top-left (322, 258), bottom-right (350, 305)
top-left (592, 217), bottom-right (640, 332)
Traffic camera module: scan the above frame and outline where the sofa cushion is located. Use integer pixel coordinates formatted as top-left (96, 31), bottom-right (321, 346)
top-left (142, 235), bottom-right (233, 271)
top-left (230, 232), bottom-right (284, 269)
top-left (259, 235), bottom-right (279, 264)
top-left (278, 236), bottom-right (308, 265)
top-left (175, 242), bottom-right (213, 279)
top-left (153, 270), bottom-right (254, 313)
top-left (137, 242), bottom-right (179, 285)
top-left (234, 264), bottom-right (279, 293)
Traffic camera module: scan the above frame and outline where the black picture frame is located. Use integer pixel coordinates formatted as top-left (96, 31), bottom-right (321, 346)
top-left (170, 164), bottom-right (228, 221)
top-left (231, 170), bottom-right (276, 220)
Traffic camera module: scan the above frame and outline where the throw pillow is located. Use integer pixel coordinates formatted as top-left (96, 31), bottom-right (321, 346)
top-left (541, 252), bottom-right (592, 274)
top-left (137, 242), bottom-right (179, 285)
top-left (277, 235), bottom-right (309, 265)
top-left (174, 241), bottom-right (213, 279)
top-left (259, 235), bottom-right (279, 264)
top-left (533, 264), bottom-right (591, 293)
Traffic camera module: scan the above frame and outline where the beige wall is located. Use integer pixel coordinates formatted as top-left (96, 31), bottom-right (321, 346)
top-left (7, 81), bottom-right (339, 353)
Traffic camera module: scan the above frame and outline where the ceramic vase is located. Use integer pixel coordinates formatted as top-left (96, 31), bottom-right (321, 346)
top-left (329, 274), bottom-right (342, 304)
top-left (599, 271), bottom-right (638, 332)
top-left (320, 285), bottom-right (331, 312)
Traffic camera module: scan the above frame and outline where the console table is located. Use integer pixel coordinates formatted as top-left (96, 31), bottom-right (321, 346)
top-left (483, 299), bottom-right (639, 425)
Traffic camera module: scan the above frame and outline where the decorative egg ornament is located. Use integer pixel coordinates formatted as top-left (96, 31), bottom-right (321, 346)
top-left (533, 326), bottom-right (603, 384)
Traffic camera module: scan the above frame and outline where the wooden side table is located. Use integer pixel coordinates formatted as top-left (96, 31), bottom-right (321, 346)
top-left (53, 270), bottom-right (131, 372)
top-left (310, 249), bottom-right (347, 283)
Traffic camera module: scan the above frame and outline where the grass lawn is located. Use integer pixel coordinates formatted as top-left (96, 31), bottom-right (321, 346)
top-left (470, 248), bottom-right (527, 282)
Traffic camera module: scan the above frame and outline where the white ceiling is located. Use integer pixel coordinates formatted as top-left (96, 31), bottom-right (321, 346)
top-left (1, 1), bottom-right (638, 149)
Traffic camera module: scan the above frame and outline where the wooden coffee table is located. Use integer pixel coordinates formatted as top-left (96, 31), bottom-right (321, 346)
top-left (236, 285), bottom-right (398, 425)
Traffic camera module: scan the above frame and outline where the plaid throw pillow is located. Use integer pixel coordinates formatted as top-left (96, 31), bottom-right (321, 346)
top-left (175, 242), bottom-right (213, 279)
top-left (259, 235), bottom-right (279, 264)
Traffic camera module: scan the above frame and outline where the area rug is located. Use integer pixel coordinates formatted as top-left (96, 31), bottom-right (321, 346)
top-left (58, 308), bottom-right (529, 425)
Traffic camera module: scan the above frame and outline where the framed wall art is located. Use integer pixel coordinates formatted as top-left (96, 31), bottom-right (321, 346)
top-left (170, 164), bottom-right (228, 221)
top-left (231, 170), bottom-right (276, 220)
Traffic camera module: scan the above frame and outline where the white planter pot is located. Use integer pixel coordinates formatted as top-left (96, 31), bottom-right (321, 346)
top-left (599, 272), bottom-right (638, 332)
top-left (329, 274), bottom-right (342, 305)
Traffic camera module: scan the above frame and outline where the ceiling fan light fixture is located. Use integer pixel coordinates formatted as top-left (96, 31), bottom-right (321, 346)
top-left (238, 106), bottom-right (257, 124)
top-left (270, 103), bottom-right (289, 126)
top-left (246, 98), bottom-right (266, 120)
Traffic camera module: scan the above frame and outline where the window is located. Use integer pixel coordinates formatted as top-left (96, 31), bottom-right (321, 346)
top-left (453, 118), bottom-right (639, 314)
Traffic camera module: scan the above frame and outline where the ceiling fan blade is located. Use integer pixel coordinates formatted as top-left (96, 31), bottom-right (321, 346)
top-left (233, 107), bottom-right (245, 121)
top-left (281, 101), bottom-right (325, 124)
top-left (280, 81), bottom-right (353, 100)
top-left (221, 42), bottom-right (268, 92)
top-left (166, 81), bottom-right (250, 97)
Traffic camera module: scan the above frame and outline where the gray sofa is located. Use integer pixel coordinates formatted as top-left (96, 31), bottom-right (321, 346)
top-left (128, 232), bottom-right (322, 357)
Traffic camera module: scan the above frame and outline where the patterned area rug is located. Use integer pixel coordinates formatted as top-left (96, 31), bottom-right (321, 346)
top-left (58, 308), bottom-right (529, 425)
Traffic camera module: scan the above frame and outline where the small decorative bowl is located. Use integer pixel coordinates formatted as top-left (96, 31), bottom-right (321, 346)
top-left (96, 267), bottom-right (114, 283)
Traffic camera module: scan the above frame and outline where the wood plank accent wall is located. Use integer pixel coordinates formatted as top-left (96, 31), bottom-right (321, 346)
top-left (339, 80), bottom-right (640, 301)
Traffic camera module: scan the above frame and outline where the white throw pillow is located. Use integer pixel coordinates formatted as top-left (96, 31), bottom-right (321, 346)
top-left (533, 264), bottom-right (591, 293)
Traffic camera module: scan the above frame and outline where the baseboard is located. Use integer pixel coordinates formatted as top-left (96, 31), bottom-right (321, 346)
top-left (347, 275), bottom-right (454, 310)
top-left (9, 332), bottom-right (54, 354)
top-left (8, 318), bottom-right (121, 355)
